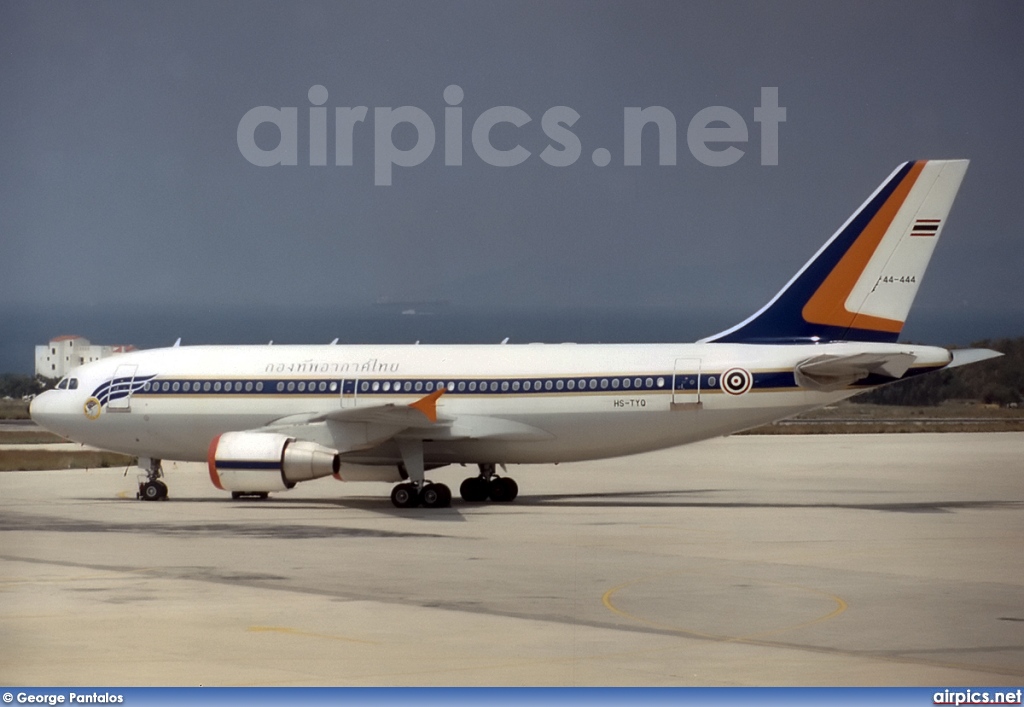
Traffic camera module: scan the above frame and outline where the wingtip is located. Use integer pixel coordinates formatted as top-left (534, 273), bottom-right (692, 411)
top-left (408, 387), bottom-right (446, 423)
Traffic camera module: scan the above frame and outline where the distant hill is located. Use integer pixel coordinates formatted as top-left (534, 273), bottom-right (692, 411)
top-left (853, 337), bottom-right (1024, 406)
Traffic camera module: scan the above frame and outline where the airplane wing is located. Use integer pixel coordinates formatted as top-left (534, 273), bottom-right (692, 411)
top-left (794, 352), bottom-right (918, 391)
top-left (258, 387), bottom-right (551, 457)
top-left (268, 387), bottom-right (449, 429)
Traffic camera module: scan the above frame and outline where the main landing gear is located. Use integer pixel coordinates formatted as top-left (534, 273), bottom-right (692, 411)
top-left (136, 457), bottom-right (168, 501)
top-left (459, 463), bottom-right (518, 503)
top-left (388, 441), bottom-right (519, 509)
top-left (390, 481), bottom-right (452, 509)
top-left (390, 438), bottom-right (453, 509)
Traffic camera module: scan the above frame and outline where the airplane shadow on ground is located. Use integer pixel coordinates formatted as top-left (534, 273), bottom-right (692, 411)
top-left (89, 489), bottom-right (1023, 515)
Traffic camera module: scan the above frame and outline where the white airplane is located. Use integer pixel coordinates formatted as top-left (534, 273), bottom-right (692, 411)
top-left (30, 159), bottom-right (1001, 508)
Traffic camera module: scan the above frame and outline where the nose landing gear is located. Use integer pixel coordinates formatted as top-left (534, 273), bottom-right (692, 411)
top-left (136, 458), bottom-right (168, 501)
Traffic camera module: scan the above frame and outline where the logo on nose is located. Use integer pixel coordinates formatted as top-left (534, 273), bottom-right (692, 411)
top-left (84, 397), bottom-right (102, 420)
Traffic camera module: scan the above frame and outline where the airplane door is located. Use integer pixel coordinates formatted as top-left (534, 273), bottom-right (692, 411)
top-left (107, 364), bottom-right (138, 412)
top-left (339, 378), bottom-right (358, 408)
top-left (671, 358), bottom-right (702, 410)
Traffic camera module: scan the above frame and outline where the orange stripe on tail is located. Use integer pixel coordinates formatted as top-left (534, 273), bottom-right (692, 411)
top-left (801, 161), bottom-right (925, 334)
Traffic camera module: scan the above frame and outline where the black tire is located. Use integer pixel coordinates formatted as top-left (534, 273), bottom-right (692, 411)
top-left (154, 480), bottom-right (168, 500)
top-left (460, 477), bottom-right (488, 503)
top-left (141, 482), bottom-right (163, 501)
top-left (421, 483), bottom-right (452, 509)
top-left (391, 483), bottom-right (420, 508)
top-left (500, 477), bottom-right (518, 502)
top-left (489, 477), bottom-right (518, 503)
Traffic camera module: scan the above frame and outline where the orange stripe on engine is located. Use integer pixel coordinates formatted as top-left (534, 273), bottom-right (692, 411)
top-left (801, 161), bottom-right (925, 334)
top-left (207, 434), bottom-right (225, 490)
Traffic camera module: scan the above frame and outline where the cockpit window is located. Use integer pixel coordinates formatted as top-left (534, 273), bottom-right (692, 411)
top-left (68, 378), bottom-right (78, 390)
top-left (55, 378), bottom-right (79, 391)
top-left (56, 378), bottom-right (68, 390)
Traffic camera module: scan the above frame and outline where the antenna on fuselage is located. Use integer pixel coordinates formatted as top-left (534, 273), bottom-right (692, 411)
top-left (330, 338), bottom-right (339, 345)
top-left (172, 338), bottom-right (181, 347)
top-left (500, 337), bottom-right (510, 344)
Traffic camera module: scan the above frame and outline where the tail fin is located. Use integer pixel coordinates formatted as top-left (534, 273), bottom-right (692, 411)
top-left (704, 160), bottom-right (969, 344)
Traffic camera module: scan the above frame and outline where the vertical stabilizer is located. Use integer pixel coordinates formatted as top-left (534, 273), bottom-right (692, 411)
top-left (704, 160), bottom-right (969, 343)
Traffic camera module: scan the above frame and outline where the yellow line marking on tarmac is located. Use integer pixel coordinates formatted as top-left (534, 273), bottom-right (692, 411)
top-left (247, 625), bottom-right (380, 645)
top-left (601, 569), bottom-right (847, 643)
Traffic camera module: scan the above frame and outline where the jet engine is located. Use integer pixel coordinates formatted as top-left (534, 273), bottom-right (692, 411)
top-left (207, 432), bottom-right (340, 494)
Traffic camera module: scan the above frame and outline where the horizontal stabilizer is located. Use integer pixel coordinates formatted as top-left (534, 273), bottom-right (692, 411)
top-left (947, 348), bottom-right (1003, 369)
top-left (794, 352), bottom-right (917, 391)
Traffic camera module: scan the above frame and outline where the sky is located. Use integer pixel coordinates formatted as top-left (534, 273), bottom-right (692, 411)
top-left (1, 1), bottom-right (1022, 371)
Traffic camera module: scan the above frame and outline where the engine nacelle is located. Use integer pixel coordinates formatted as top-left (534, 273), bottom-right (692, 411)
top-left (207, 432), bottom-right (341, 494)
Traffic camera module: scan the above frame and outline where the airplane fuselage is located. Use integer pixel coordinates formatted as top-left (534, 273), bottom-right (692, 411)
top-left (31, 341), bottom-right (952, 469)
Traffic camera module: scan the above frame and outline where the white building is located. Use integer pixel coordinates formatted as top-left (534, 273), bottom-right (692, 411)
top-left (35, 335), bottom-right (136, 379)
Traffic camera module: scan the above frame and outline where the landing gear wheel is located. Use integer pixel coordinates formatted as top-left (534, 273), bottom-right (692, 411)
top-left (136, 458), bottom-right (167, 501)
top-left (141, 480), bottom-right (167, 501)
top-left (421, 483), bottom-right (452, 509)
top-left (489, 476), bottom-right (518, 503)
top-left (391, 482), bottom-right (421, 508)
top-left (460, 477), bottom-right (489, 502)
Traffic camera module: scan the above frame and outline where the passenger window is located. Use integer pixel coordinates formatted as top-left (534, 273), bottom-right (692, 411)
top-left (600, 379), bottom-right (608, 389)
top-left (556, 380), bottom-right (564, 390)
top-left (501, 381), bottom-right (509, 392)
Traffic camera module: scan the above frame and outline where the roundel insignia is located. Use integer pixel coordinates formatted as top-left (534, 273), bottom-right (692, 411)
top-left (721, 368), bottom-right (753, 396)
top-left (83, 397), bottom-right (102, 420)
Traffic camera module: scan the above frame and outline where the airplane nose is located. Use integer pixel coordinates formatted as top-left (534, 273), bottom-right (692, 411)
top-left (29, 391), bottom-right (61, 430)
